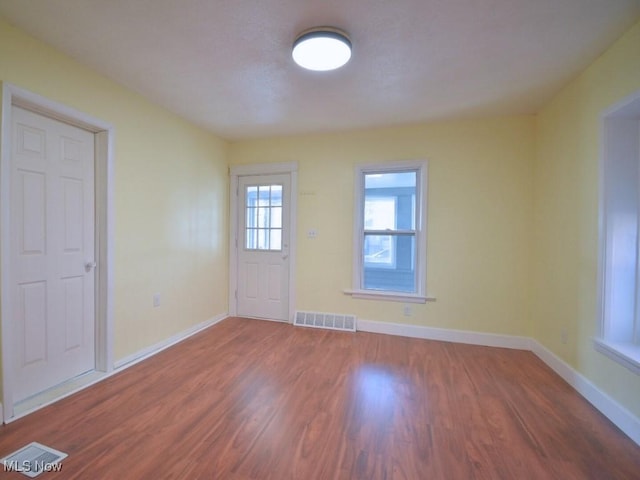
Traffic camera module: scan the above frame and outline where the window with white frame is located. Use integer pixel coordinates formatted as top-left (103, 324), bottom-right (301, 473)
top-left (350, 161), bottom-right (427, 301)
top-left (597, 90), bottom-right (640, 374)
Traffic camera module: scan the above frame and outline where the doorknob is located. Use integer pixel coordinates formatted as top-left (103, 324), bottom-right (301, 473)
top-left (85, 261), bottom-right (97, 272)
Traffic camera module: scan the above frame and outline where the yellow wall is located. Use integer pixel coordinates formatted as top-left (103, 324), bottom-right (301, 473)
top-left (2, 9), bottom-right (638, 430)
top-left (533, 20), bottom-right (640, 418)
top-left (229, 117), bottom-right (535, 336)
top-left (0, 17), bottom-right (229, 366)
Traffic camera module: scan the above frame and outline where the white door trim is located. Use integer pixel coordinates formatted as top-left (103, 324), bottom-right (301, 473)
top-left (229, 162), bottom-right (297, 321)
top-left (0, 83), bottom-right (115, 422)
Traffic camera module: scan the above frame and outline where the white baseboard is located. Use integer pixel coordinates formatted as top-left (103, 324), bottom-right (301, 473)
top-left (356, 318), bottom-right (640, 446)
top-left (530, 340), bottom-right (640, 446)
top-left (2, 314), bottom-right (228, 424)
top-left (114, 313), bottom-right (228, 370)
top-left (357, 318), bottom-right (531, 350)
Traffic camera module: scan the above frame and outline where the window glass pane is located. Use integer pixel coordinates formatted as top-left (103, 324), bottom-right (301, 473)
top-left (271, 185), bottom-right (283, 206)
top-left (247, 186), bottom-right (258, 207)
top-left (257, 229), bottom-right (269, 250)
top-left (258, 186), bottom-right (270, 206)
top-left (364, 234), bottom-right (394, 265)
top-left (246, 228), bottom-right (257, 249)
top-left (365, 197), bottom-right (396, 230)
top-left (258, 207), bottom-right (269, 228)
top-left (364, 171), bottom-right (416, 231)
top-left (363, 234), bottom-right (415, 292)
top-left (270, 230), bottom-right (282, 250)
top-left (271, 207), bottom-right (282, 228)
top-left (364, 171), bottom-right (416, 189)
top-left (246, 207), bottom-right (256, 228)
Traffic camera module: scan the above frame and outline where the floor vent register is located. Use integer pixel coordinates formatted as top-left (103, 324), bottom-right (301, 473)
top-left (294, 310), bottom-right (356, 332)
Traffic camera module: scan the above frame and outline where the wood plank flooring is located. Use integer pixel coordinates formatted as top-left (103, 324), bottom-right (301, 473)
top-left (1, 317), bottom-right (639, 479)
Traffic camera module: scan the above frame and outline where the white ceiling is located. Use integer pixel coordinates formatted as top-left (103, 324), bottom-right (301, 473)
top-left (0, 0), bottom-right (638, 140)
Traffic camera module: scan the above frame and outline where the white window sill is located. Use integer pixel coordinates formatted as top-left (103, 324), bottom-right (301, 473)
top-left (343, 289), bottom-right (435, 304)
top-left (594, 338), bottom-right (640, 375)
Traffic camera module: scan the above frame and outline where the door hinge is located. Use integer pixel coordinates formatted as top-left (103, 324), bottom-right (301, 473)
top-left (235, 290), bottom-right (238, 299)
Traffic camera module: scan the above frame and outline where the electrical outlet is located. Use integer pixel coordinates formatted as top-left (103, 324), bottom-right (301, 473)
top-left (307, 229), bottom-right (318, 239)
top-left (403, 304), bottom-right (412, 316)
top-left (153, 293), bottom-right (161, 308)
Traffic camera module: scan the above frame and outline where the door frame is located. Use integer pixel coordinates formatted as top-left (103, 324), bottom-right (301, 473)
top-left (229, 162), bottom-right (297, 322)
top-left (0, 83), bottom-right (115, 422)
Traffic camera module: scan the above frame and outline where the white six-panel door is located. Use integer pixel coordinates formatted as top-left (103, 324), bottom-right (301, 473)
top-left (10, 106), bottom-right (96, 403)
top-left (237, 174), bottom-right (291, 321)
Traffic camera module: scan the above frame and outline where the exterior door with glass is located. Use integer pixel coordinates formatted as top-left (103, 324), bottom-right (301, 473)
top-left (236, 174), bottom-right (291, 321)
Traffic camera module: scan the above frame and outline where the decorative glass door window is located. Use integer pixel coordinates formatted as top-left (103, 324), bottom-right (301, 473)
top-left (245, 184), bottom-right (283, 250)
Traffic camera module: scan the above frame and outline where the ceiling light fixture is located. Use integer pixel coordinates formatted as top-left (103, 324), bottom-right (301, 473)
top-left (292, 27), bottom-right (352, 72)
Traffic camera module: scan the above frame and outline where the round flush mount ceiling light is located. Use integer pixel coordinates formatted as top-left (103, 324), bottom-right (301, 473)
top-left (292, 27), bottom-right (352, 71)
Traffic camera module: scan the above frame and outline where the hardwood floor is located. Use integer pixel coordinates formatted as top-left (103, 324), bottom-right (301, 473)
top-left (1, 317), bottom-right (639, 479)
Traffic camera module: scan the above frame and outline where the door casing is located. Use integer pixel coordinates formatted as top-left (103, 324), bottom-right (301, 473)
top-left (0, 83), bottom-right (115, 422)
top-left (229, 162), bottom-right (297, 322)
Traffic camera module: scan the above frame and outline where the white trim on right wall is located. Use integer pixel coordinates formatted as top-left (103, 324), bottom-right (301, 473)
top-left (530, 339), bottom-right (640, 446)
top-left (597, 89), bottom-right (640, 373)
top-left (357, 318), bottom-right (640, 446)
